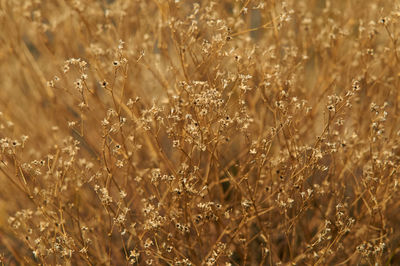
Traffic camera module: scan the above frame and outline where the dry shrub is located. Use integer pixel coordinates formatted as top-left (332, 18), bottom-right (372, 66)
top-left (0, 0), bottom-right (400, 265)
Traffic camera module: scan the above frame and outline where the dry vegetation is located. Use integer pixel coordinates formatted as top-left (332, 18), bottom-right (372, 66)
top-left (1, 0), bottom-right (400, 265)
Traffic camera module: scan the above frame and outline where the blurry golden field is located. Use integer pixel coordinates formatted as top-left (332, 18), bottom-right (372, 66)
top-left (1, 0), bottom-right (400, 265)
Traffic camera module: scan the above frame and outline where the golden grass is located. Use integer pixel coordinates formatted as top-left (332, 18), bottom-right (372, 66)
top-left (0, 0), bottom-right (400, 265)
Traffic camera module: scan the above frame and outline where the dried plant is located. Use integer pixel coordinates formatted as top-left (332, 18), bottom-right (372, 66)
top-left (1, 0), bottom-right (400, 265)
